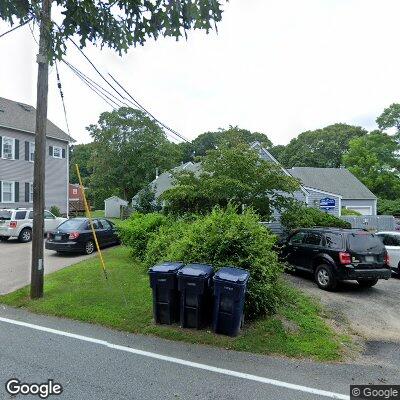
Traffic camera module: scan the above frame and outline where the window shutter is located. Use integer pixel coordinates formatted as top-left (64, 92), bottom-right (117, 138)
top-left (0, 136), bottom-right (2, 157)
top-left (0, 181), bottom-right (2, 202)
top-left (14, 139), bottom-right (19, 159)
top-left (49, 146), bottom-right (53, 156)
top-left (14, 182), bottom-right (19, 202)
top-left (25, 141), bottom-right (30, 161)
top-left (25, 183), bottom-right (30, 202)
top-left (62, 148), bottom-right (66, 158)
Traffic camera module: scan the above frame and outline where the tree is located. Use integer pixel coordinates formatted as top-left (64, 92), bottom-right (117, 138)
top-left (0, 1), bottom-right (225, 61)
top-left (133, 186), bottom-right (162, 214)
top-left (69, 143), bottom-right (94, 185)
top-left (342, 131), bottom-right (400, 200)
top-left (179, 126), bottom-right (272, 162)
top-left (275, 123), bottom-right (367, 168)
top-left (87, 107), bottom-right (180, 208)
top-left (376, 103), bottom-right (400, 135)
top-left (162, 143), bottom-right (300, 218)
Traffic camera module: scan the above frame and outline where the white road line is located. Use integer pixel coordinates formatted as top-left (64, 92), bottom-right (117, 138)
top-left (0, 316), bottom-right (349, 400)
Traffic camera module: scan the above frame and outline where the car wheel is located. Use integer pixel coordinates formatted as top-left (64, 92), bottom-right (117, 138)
top-left (84, 240), bottom-right (95, 255)
top-left (357, 278), bottom-right (379, 288)
top-left (18, 228), bottom-right (32, 243)
top-left (0, 236), bottom-right (9, 242)
top-left (315, 264), bottom-right (337, 291)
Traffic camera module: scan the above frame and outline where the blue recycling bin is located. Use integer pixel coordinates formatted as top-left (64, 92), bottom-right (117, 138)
top-left (177, 263), bottom-right (214, 329)
top-left (149, 262), bottom-right (184, 325)
top-left (212, 267), bottom-right (250, 337)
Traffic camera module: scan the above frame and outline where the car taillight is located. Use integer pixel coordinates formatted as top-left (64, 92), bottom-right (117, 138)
top-left (339, 252), bottom-right (352, 265)
top-left (384, 251), bottom-right (390, 265)
top-left (9, 221), bottom-right (17, 228)
top-left (69, 231), bottom-right (80, 240)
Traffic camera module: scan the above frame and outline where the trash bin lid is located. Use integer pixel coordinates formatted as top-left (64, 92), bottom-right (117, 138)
top-left (149, 262), bottom-right (184, 273)
top-left (177, 263), bottom-right (213, 277)
top-left (214, 267), bottom-right (249, 283)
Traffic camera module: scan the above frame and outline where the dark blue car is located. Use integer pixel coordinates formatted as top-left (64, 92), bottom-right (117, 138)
top-left (45, 217), bottom-right (120, 255)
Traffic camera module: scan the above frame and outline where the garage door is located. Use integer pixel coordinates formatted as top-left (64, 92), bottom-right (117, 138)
top-left (345, 206), bottom-right (372, 216)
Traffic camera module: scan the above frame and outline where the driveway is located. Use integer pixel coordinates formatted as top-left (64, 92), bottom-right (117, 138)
top-left (286, 272), bottom-right (400, 342)
top-left (0, 239), bottom-right (97, 295)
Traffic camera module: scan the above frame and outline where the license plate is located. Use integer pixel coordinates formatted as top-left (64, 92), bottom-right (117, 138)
top-left (54, 235), bottom-right (62, 241)
top-left (365, 256), bottom-right (375, 262)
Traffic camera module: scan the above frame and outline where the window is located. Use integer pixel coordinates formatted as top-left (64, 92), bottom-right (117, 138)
top-left (52, 146), bottom-right (62, 159)
top-left (29, 183), bottom-right (33, 203)
top-left (304, 233), bottom-right (323, 246)
top-left (1, 181), bottom-right (14, 203)
top-left (29, 142), bottom-right (35, 162)
top-left (325, 233), bottom-right (343, 249)
top-left (2, 137), bottom-right (14, 159)
top-left (379, 234), bottom-right (400, 247)
top-left (44, 211), bottom-right (55, 219)
top-left (289, 231), bottom-right (307, 245)
top-left (348, 234), bottom-right (384, 252)
top-left (15, 211), bottom-right (27, 220)
top-left (100, 219), bottom-right (112, 230)
top-left (28, 211), bottom-right (33, 219)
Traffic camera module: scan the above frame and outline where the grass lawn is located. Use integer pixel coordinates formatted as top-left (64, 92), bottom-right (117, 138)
top-left (0, 246), bottom-right (347, 361)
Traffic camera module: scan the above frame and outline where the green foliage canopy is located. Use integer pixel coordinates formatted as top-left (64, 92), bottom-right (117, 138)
top-left (376, 103), bottom-right (400, 134)
top-left (87, 107), bottom-right (180, 206)
top-left (162, 144), bottom-right (300, 218)
top-left (342, 131), bottom-right (400, 200)
top-left (274, 123), bottom-right (367, 168)
top-left (0, 0), bottom-right (225, 60)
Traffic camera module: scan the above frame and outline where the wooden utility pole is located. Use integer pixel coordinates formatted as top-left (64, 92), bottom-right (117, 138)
top-left (31, 0), bottom-right (52, 299)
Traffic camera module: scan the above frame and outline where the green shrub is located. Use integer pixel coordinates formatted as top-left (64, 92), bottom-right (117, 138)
top-left (341, 207), bottom-right (361, 216)
top-left (145, 205), bottom-right (283, 319)
top-left (50, 205), bottom-right (61, 217)
top-left (378, 198), bottom-right (400, 215)
top-left (281, 204), bottom-right (350, 233)
top-left (117, 213), bottom-right (170, 260)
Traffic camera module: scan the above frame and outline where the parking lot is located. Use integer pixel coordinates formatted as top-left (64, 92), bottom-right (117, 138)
top-left (286, 272), bottom-right (400, 342)
top-left (0, 239), bottom-right (97, 295)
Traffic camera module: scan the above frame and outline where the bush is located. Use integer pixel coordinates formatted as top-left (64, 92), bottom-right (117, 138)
top-left (281, 204), bottom-right (350, 233)
top-left (145, 206), bottom-right (283, 319)
top-left (378, 198), bottom-right (400, 215)
top-left (50, 205), bottom-right (61, 217)
top-left (117, 213), bottom-right (170, 260)
top-left (341, 207), bottom-right (361, 216)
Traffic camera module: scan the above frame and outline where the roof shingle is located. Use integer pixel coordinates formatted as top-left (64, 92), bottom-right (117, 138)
top-left (289, 167), bottom-right (376, 199)
top-left (0, 97), bottom-right (73, 142)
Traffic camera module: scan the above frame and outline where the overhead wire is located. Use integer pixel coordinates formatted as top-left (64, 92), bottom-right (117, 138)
top-left (0, 18), bottom-right (33, 39)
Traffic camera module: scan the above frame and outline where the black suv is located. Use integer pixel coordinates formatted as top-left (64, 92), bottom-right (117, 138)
top-left (280, 228), bottom-right (391, 290)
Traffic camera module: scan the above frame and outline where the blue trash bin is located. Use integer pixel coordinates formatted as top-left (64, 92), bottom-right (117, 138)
top-left (212, 267), bottom-right (250, 337)
top-left (177, 263), bottom-right (214, 329)
top-left (149, 262), bottom-right (184, 324)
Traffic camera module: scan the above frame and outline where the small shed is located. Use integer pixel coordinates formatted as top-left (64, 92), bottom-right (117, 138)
top-left (104, 196), bottom-right (128, 218)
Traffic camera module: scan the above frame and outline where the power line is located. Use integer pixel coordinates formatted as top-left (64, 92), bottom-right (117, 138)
top-left (0, 18), bottom-right (33, 39)
top-left (55, 61), bottom-right (73, 140)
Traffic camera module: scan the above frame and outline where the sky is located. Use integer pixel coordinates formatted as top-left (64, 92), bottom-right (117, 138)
top-left (1, 0), bottom-right (400, 145)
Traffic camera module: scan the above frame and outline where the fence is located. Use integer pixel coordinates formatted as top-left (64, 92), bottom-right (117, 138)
top-left (340, 215), bottom-right (395, 232)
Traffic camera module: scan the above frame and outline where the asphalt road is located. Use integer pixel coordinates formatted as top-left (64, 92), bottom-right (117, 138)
top-left (0, 239), bottom-right (97, 295)
top-left (0, 306), bottom-right (399, 400)
top-left (286, 272), bottom-right (400, 342)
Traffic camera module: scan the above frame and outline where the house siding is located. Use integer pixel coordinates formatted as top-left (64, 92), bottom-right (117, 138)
top-left (0, 126), bottom-right (69, 213)
top-left (341, 199), bottom-right (376, 216)
top-left (305, 188), bottom-right (341, 217)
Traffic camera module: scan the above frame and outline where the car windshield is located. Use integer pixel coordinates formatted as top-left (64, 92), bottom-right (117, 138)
top-left (348, 233), bottom-right (384, 253)
top-left (58, 219), bottom-right (85, 231)
top-left (0, 211), bottom-right (12, 220)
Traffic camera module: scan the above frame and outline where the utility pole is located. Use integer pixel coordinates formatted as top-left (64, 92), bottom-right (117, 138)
top-left (31, 0), bottom-right (52, 299)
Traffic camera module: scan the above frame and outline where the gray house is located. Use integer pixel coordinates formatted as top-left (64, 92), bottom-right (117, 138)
top-left (131, 141), bottom-right (377, 229)
top-left (0, 97), bottom-right (72, 214)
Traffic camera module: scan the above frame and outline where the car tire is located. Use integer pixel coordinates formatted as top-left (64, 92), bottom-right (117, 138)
top-left (0, 236), bottom-right (9, 242)
top-left (84, 240), bottom-right (95, 255)
top-left (18, 228), bottom-right (32, 243)
top-left (357, 278), bottom-right (379, 288)
top-left (315, 264), bottom-right (337, 291)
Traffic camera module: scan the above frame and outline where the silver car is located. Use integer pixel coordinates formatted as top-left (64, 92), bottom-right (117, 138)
top-left (0, 208), bottom-right (67, 243)
top-left (376, 231), bottom-right (400, 277)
